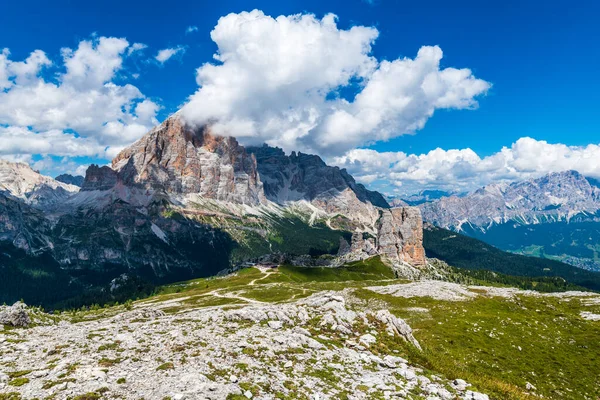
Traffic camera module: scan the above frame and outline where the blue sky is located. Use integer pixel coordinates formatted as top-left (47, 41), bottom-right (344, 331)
top-left (1, 0), bottom-right (599, 194)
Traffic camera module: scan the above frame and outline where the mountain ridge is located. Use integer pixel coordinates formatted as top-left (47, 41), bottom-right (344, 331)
top-left (420, 170), bottom-right (600, 271)
top-left (0, 115), bottom-right (425, 307)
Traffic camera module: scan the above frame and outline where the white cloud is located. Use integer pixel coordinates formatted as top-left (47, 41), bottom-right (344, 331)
top-left (333, 138), bottom-right (600, 195)
top-left (30, 156), bottom-right (90, 177)
top-left (180, 10), bottom-right (490, 157)
top-left (0, 126), bottom-right (105, 157)
top-left (155, 46), bottom-right (185, 63)
top-left (127, 42), bottom-right (148, 55)
top-left (186, 26), bottom-right (198, 34)
top-left (1, 48), bottom-right (52, 89)
top-left (0, 36), bottom-right (160, 163)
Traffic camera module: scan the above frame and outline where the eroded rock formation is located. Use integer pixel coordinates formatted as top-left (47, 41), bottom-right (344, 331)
top-left (111, 116), bottom-right (265, 205)
top-left (377, 207), bottom-right (426, 266)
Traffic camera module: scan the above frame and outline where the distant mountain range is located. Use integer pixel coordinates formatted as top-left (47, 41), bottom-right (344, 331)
top-left (420, 170), bottom-right (600, 271)
top-left (391, 190), bottom-right (459, 206)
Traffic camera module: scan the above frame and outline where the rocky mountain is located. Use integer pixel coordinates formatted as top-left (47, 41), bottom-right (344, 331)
top-left (0, 160), bottom-right (79, 208)
top-left (421, 170), bottom-right (600, 230)
top-left (55, 173), bottom-right (85, 187)
top-left (420, 170), bottom-right (600, 270)
top-left (108, 116), bottom-right (265, 205)
top-left (247, 145), bottom-right (389, 208)
top-left (399, 189), bottom-right (455, 206)
top-left (0, 115), bottom-right (425, 308)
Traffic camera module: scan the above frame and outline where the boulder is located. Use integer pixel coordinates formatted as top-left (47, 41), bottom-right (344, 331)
top-left (374, 309), bottom-right (422, 350)
top-left (0, 301), bottom-right (31, 327)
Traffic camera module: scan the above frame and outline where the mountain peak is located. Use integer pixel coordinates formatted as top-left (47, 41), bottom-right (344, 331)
top-left (421, 170), bottom-right (600, 231)
top-left (0, 159), bottom-right (79, 208)
top-left (82, 115), bottom-right (266, 204)
top-left (55, 174), bottom-right (85, 187)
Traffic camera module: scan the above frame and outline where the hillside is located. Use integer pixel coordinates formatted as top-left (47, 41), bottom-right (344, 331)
top-left (2, 260), bottom-right (599, 400)
top-left (423, 225), bottom-right (600, 291)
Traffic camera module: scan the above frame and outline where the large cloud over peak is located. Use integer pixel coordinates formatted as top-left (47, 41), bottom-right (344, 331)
top-left (333, 137), bottom-right (600, 195)
top-left (0, 36), bottom-right (160, 165)
top-left (181, 10), bottom-right (490, 156)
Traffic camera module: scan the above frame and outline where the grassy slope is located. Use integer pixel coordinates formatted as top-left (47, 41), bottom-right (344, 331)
top-left (125, 258), bottom-right (600, 400)
top-left (423, 226), bottom-right (600, 291)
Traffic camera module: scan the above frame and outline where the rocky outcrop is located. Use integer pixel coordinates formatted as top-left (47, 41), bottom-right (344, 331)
top-left (80, 165), bottom-right (119, 191)
top-left (108, 115), bottom-right (265, 205)
top-left (0, 290), bottom-right (494, 400)
top-left (377, 208), bottom-right (426, 266)
top-left (0, 301), bottom-right (30, 327)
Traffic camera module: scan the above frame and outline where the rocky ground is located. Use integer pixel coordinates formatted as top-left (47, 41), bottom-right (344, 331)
top-left (1, 289), bottom-right (488, 400)
top-left (2, 268), bottom-right (600, 400)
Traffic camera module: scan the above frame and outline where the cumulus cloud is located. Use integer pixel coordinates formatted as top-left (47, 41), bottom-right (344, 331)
top-left (333, 138), bottom-right (600, 195)
top-left (0, 36), bottom-right (160, 162)
top-left (155, 46), bottom-right (185, 63)
top-left (0, 126), bottom-right (105, 157)
top-left (180, 10), bottom-right (490, 156)
top-left (186, 26), bottom-right (198, 34)
top-left (30, 156), bottom-right (90, 177)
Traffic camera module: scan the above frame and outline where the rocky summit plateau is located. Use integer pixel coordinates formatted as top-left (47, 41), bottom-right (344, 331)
top-left (2, 116), bottom-right (600, 400)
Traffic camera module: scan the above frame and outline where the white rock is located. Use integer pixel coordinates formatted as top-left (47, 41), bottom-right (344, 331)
top-left (268, 320), bottom-right (283, 330)
top-left (359, 333), bottom-right (377, 346)
top-left (453, 378), bottom-right (469, 391)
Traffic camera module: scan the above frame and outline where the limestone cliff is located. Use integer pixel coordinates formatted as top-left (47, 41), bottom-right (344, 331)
top-left (82, 115), bottom-right (265, 205)
top-left (377, 207), bottom-right (426, 266)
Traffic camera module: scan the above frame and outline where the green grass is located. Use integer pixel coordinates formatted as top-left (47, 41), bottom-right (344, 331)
top-left (0, 394), bottom-right (22, 400)
top-left (352, 288), bottom-right (600, 400)
top-left (262, 256), bottom-right (395, 284)
top-left (49, 254), bottom-right (599, 400)
top-left (71, 393), bottom-right (102, 400)
top-left (156, 362), bottom-right (174, 371)
top-left (8, 378), bottom-right (29, 387)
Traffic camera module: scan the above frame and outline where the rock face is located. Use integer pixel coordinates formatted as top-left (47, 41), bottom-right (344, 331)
top-left (80, 165), bottom-right (119, 191)
top-left (0, 160), bottom-right (79, 209)
top-left (420, 171), bottom-right (600, 271)
top-left (420, 171), bottom-right (600, 231)
top-left (0, 115), bottom-right (427, 307)
top-left (377, 208), bottom-right (426, 266)
top-left (247, 144), bottom-right (389, 208)
top-left (0, 191), bottom-right (52, 252)
top-left (108, 115), bottom-right (265, 205)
